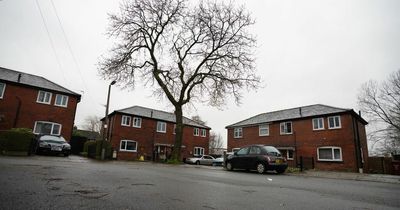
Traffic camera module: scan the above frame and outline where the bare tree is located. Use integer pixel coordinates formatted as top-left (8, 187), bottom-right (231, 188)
top-left (191, 115), bottom-right (206, 126)
top-left (209, 132), bottom-right (224, 154)
top-left (358, 70), bottom-right (400, 155)
top-left (99, 0), bottom-right (260, 161)
top-left (83, 115), bottom-right (102, 133)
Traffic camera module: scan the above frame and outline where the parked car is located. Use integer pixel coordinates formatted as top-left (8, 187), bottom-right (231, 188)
top-left (212, 157), bottom-right (224, 166)
top-left (36, 135), bottom-right (71, 156)
top-left (185, 155), bottom-right (216, 165)
top-left (225, 145), bottom-right (288, 174)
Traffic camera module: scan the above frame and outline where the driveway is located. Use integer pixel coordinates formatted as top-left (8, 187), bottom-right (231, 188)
top-left (1, 155), bottom-right (399, 210)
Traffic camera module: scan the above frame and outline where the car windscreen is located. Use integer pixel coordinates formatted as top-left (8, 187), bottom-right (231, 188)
top-left (262, 146), bottom-right (282, 157)
top-left (40, 136), bottom-right (66, 144)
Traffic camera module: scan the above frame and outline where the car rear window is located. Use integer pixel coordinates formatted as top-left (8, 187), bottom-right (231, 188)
top-left (262, 146), bottom-right (282, 157)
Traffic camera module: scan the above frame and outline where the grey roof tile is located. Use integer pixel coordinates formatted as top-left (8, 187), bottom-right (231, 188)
top-left (226, 104), bottom-right (359, 128)
top-left (115, 106), bottom-right (211, 129)
top-left (0, 67), bottom-right (81, 97)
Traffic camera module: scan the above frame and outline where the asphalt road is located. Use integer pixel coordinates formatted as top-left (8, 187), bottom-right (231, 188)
top-left (0, 155), bottom-right (399, 210)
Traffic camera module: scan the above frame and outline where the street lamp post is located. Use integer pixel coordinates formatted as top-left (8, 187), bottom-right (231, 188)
top-left (101, 80), bottom-right (116, 160)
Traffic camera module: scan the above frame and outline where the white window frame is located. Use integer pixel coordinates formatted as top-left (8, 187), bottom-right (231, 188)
top-left (0, 83), bottom-right (5, 99)
top-left (54, 94), bottom-right (68, 107)
top-left (259, 124), bottom-right (269, 136)
top-left (173, 124), bottom-right (176, 135)
top-left (286, 149), bottom-right (294, 160)
top-left (312, 118), bottom-right (324, 130)
top-left (200, 129), bottom-right (206, 137)
top-left (33, 121), bottom-right (62, 135)
top-left (120, 140), bottom-right (137, 152)
top-left (157, 121), bottom-right (166, 133)
top-left (36, 90), bottom-right (52, 104)
top-left (233, 127), bottom-right (243, 138)
top-left (280, 121), bottom-right (293, 135)
top-left (317, 146), bottom-right (343, 161)
top-left (133, 117), bottom-right (142, 128)
top-left (328, 116), bottom-right (341, 129)
top-left (194, 147), bottom-right (204, 156)
top-left (121, 115), bottom-right (131, 127)
top-left (193, 128), bottom-right (199, 136)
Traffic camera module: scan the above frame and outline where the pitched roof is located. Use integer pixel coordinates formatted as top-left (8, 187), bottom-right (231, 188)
top-left (226, 104), bottom-right (367, 128)
top-left (0, 67), bottom-right (81, 99)
top-left (114, 105), bottom-right (211, 129)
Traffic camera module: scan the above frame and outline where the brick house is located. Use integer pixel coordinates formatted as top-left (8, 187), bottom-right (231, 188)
top-left (226, 104), bottom-right (369, 172)
top-left (0, 67), bottom-right (81, 140)
top-left (104, 105), bottom-right (210, 161)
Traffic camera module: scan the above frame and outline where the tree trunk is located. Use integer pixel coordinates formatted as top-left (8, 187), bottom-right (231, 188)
top-left (171, 105), bottom-right (184, 161)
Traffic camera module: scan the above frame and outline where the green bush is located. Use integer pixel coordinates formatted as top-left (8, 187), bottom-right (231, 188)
top-left (0, 128), bottom-right (34, 154)
top-left (84, 140), bottom-right (112, 160)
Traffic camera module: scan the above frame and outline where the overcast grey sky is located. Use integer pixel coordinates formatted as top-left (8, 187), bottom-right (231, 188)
top-left (0, 0), bottom-right (399, 147)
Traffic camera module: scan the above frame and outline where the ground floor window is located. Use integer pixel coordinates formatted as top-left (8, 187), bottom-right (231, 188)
top-left (287, 149), bottom-right (294, 160)
top-left (33, 121), bottom-right (61, 135)
top-left (120, 140), bottom-right (137, 152)
top-left (317, 147), bottom-right (342, 161)
top-left (194, 147), bottom-right (204, 156)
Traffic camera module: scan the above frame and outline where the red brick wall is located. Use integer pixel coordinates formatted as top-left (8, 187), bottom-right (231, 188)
top-left (227, 113), bottom-right (368, 172)
top-left (0, 82), bottom-right (79, 141)
top-left (108, 113), bottom-right (209, 161)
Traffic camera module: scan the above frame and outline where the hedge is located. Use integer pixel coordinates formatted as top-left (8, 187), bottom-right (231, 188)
top-left (83, 140), bottom-right (112, 159)
top-left (0, 128), bottom-right (35, 154)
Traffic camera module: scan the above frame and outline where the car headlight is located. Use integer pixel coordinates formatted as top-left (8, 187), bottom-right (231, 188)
top-left (63, 144), bottom-right (71, 149)
top-left (39, 142), bottom-right (50, 148)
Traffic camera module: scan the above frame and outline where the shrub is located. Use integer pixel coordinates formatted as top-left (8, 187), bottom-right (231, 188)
top-left (84, 140), bottom-right (112, 160)
top-left (0, 128), bottom-right (35, 154)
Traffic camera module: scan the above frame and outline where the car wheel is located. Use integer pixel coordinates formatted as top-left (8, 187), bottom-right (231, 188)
top-left (276, 169), bottom-right (286, 174)
top-left (256, 163), bottom-right (266, 174)
top-left (226, 162), bottom-right (233, 171)
top-left (64, 153), bottom-right (69, 157)
top-left (196, 161), bottom-right (200, 165)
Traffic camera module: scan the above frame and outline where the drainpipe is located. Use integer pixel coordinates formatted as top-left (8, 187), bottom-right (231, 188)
top-left (13, 96), bottom-right (22, 128)
top-left (352, 115), bottom-right (363, 173)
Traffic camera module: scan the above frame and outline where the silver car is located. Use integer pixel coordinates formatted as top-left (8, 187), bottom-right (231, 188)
top-left (186, 155), bottom-right (215, 165)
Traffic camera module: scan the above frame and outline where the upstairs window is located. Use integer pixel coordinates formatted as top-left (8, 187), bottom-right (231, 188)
top-left (121, 115), bottom-right (131, 126)
top-left (133, 117), bottom-right (142, 128)
top-left (193, 128), bottom-right (199, 136)
top-left (37, 91), bottom-right (52, 104)
top-left (54, 94), bottom-right (68, 107)
top-left (0, 83), bottom-right (5, 99)
top-left (259, 124), bottom-right (269, 136)
top-left (157, 121), bottom-right (166, 133)
top-left (328, 116), bottom-right (341, 129)
top-left (312, 118), bottom-right (324, 130)
top-left (201, 129), bottom-right (206, 137)
top-left (280, 122), bottom-right (292, 135)
top-left (234, 127), bottom-right (243, 138)
top-left (318, 147), bottom-right (342, 161)
top-left (34, 121), bottom-right (61, 135)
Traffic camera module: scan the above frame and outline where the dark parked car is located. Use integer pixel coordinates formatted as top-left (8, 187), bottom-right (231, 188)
top-left (36, 135), bottom-right (71, 156)
top-left (225, 145), bottom-right (288, 174)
